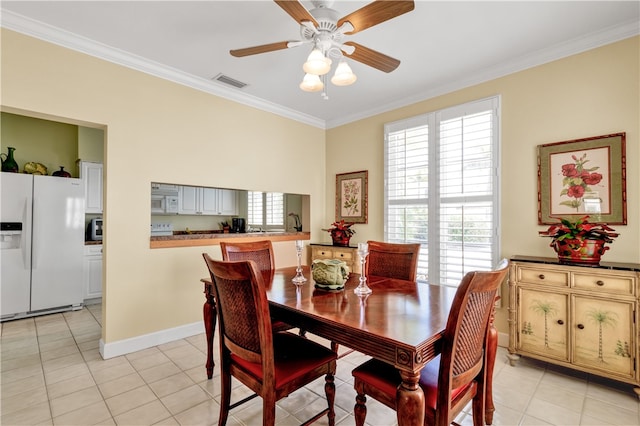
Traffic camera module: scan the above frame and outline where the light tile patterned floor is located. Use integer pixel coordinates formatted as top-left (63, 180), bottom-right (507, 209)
top-left (1, 303), bottom-right (639, 425)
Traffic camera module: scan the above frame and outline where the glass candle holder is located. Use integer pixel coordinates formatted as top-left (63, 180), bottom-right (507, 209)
top-left (354, 242), bottom-right (372, 295)
top-left (292, 240), bottom-right (307, 284)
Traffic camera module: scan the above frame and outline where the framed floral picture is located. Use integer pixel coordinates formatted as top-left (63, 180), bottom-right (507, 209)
top-left (336, 170), bottom-right (368, 224)
top-left (537, 133), bottom-right (626, 225)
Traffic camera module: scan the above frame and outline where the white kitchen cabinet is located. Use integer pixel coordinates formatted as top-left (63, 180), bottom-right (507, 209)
top-left (83, 244), bottom-right (103, 300)
top-left (80, 161), bottom-right (103, 214)
top-left (178, 186), bottom-right (237, 215)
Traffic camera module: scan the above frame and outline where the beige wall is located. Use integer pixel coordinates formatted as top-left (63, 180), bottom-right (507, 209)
top-left (1, 29), bottom-right (326, 344)
top-left (2, 27), bottom-right (638, 345)
top-left (326, 36), bottom-right (640, 334)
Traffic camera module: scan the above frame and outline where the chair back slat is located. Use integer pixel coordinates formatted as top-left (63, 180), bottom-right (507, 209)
top-left (440, 262), bottom-right (509, 401)
top-left (202, 255), bottom-right (273, 364)
top-left (365, 241), bottom-right (420, 281)
top-left (220, 240), bottom-right (275, 272)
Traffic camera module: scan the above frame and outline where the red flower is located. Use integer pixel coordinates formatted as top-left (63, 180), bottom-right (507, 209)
top-left (567, 185), bottom-right (585, 199)
top-left (582, 172), bottom-right (602, 185)
top-left (561, 164), bottom-right (579, 177)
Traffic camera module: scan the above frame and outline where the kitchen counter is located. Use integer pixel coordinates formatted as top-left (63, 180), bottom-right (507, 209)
top-left (150, 231), bottom-right (310, 249)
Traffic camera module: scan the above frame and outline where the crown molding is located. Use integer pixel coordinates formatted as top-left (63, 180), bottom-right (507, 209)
top-left (2, 9), bottom-right (638, 130)
top-left (325, 19), bottom-right (640, 129)
top-left (1, 9), bottom-right (326, 129)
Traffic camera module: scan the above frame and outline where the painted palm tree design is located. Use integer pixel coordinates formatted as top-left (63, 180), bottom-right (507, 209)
top-left (530, 300), bottom-right (558, 348)
top-left (585, 308), bottom-right (618, 363)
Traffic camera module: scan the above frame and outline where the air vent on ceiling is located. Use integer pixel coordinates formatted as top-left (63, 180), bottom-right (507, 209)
top-left (212, 73), bottom-right (248, 89)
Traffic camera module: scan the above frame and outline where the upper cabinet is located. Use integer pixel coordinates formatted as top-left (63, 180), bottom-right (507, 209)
top-left (178, 186), bottom-right (237, 216)
top-left (80, 161), bottom-right (103, 214)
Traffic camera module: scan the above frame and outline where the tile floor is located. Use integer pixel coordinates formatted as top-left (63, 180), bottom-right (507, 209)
top-left (1, 303), bottom-right (639, 426)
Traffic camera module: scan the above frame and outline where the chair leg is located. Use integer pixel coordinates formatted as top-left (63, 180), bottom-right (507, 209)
top-left (263, 396), bottom-right (277, 426)
top-left (354, 391), bottom-right (367, 426)
top-left (218, 368), bottom-right (232, 426)
top-left (472, 391), bottom-right (486, 426)
top-left (324, 373), bottom-right (336, 426)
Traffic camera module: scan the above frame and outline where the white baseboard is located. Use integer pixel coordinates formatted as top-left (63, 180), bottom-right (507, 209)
top-left (99, 321), bottom-right (205, 359)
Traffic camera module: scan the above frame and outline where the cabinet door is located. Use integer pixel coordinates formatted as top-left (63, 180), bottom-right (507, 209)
top-left (200, 187), bottom-right (218, 215)
top-left (217, 189), bottom-right (238, 215)
top-left (83, 249), bottom-right (103, 300)
top-left (81, 162), bottom-right (103, 214)
top-left (573, 295), bottom-right (635, 379)
top-left (178, 186), bottom-right (199, 214)
top-left (518, 288), bottom-right (569, 361)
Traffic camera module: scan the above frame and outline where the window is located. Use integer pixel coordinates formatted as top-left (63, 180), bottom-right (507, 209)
top-left (384, 97), bottom-right (500, 286)
top-left (247, 191), bottom-right (284, 229)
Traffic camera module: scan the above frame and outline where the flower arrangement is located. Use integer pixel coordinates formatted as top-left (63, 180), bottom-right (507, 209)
top-left (323, 220), bottom-right (356, 246)
top-left (323, 220), bottom-right (356, 238)
top-left (539, 216), bottom-right (618, 243)
top-left (560, 152), bottom-right (603, 211)
top-left (539, 215), bottom-right (618, 265)
top-left (288, 212), bottom-right (302, 232)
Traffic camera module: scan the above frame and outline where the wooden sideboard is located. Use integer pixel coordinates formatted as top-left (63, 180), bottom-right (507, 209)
top-left (310, 243), bottom-right (361, 274)
top-left (508, 256), bottom-right (640, 396)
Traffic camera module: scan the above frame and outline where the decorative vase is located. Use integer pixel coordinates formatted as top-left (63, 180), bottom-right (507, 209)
top-left (552, 238), bottom-right (608, 266)
top-left (52, 166), bottom-right (72, 178)
top-left (330, 230), bottom-right (351, 247)
top-left (1, 147), bottom-right (19, 173)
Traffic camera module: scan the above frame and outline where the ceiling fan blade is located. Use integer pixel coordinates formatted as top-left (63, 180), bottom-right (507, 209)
top-left (230, 41), bottom-right (293, 57)
top-left (342, 42), bottom-right (400, 73)
top-left (274, 0), bottom-right (318, 27)
top-left (338, 1), bottom-right (415, 35)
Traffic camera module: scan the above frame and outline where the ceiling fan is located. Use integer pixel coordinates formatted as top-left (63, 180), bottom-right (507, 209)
top-left (230, 0), bottom-right (415, 95)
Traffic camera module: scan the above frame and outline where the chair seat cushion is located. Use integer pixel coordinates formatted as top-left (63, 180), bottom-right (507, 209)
top-left (232, 332), bottom-right (336, 389)
top-left (352, 356), bottom-right (470, 410)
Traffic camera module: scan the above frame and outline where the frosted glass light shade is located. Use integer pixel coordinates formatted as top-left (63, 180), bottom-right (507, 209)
top-left (331, 61), bottom-right (357, 86)
top-left (303, 49), bottom-right (331, 75)
top-left (299, 73), bottom-right (324, 92)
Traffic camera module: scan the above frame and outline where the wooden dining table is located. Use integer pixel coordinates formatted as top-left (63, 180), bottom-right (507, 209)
top-left (200, 265), bottom-right (499, 426)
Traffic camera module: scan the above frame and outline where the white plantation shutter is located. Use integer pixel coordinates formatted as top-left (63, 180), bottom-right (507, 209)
top-left (248, 191), bottom-right (284, 228)
top-left (384, 97), bottom-right (500, 286)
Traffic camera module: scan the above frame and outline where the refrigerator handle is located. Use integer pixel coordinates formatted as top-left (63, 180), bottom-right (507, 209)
top-left (31, 198), bottom-right (38, 270)
top-left (21, 196), bottom-right (30, 269)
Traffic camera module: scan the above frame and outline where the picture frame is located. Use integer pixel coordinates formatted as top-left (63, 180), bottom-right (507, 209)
top-left (336, 170), bottom-right (368, 224)
top-left (537, 133), bottom-right (626, 225)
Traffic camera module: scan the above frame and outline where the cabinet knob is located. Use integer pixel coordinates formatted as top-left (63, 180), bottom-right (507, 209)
top-left (321, 251), bottom-right (326, 255)
top-left (596, 280), bottom-right (605, 286)
top-left (557, 319), bottom-right (564, 325)
top-left (340, 253), bottom-right (344, 257)
top-left (577, 324), bottom-right (585, 330)
top-left (538, 274), bottom-right (545, 280)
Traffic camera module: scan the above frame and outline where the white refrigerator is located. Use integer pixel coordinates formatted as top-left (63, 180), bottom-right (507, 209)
top-left (1, 172), bottom-right (85, 320)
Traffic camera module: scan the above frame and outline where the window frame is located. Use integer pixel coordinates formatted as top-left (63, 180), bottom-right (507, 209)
top-left (383, 96), bottom-right (501, 286)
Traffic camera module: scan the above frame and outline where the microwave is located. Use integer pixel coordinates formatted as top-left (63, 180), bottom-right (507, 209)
top-left (89, 218), bottom-right (103, 241)
top-left (151, 194), bottom-right (179, 214)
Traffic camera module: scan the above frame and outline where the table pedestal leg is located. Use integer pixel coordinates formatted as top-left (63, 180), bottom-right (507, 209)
top-left (396, 370), bottom-right (425, 426)
top-left (203, 284), bottom-right (216, 380)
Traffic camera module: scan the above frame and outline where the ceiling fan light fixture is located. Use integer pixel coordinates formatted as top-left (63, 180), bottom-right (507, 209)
top-left (299, 73), bottom-right (324, 92)
top-left (303, 48), bottom-right (331, 75)
top-left (331, 61), bottom-right (357, 86)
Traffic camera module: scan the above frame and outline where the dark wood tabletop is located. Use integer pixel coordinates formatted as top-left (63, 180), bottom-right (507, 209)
top-left (266, 266), bottom-right (457, 374)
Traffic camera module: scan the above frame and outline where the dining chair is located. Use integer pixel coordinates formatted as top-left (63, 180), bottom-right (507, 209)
top-left (352, 260), bottom-right (509, 426)
top-left (365, 240), bottom-right (421, 281)
top-left (202, 254), bottom-right (338, 426)
top-left (220, 240), bottom-right (275, 271)
top-left (220, 240), bottom-right (296, 334)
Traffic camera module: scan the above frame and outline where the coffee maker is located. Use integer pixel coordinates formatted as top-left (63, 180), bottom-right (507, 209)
top-left (232, 218), bottom-right (246, 233)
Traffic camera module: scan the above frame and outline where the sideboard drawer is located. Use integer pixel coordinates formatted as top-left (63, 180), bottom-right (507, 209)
top-left (517, 265), bottom-right (569, 287)
top-left (573, 272), bottom-right (635, 296)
